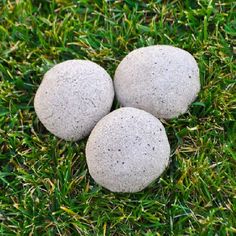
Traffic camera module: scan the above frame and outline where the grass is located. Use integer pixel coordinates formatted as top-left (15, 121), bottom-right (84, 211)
top-left (0, 0), bottom-right (235, 235)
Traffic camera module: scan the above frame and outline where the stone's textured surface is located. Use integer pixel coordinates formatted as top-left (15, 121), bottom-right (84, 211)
top-left (34, 60), bottom-right (114, 141)
top-left (114, 45), bottom-right (200, 119)
top-left (86, 107), bottom-right (170, 193)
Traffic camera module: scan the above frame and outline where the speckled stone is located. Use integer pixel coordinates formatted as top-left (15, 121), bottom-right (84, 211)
top-left (114, 45), bottom-right (200, 119)
top-left (86, 107), bottom-right (170, 193)
top-left (34, 60), bottom-right (114, 141)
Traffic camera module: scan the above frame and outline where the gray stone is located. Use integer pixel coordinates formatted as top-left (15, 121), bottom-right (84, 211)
top-left (114, 45), bottom-right (200, 119)
top-left (86, 107), bottom-right (170, 193)
top-left (34, 60), bottom-right (114, 141)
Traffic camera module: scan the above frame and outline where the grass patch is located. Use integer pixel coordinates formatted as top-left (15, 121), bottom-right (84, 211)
top-left (0, 0), bottom-right (235, 235)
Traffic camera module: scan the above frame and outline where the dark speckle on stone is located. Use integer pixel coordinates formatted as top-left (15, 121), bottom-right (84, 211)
top-left (108, 149), bottom-right (110, 151)
top-left (189, 75), bottom-right (191, 78)
top-left (122, 162), bottom-right (125, 165)
top-left (160, 128), bottom-right (162, 131)
top-left (153, 147), bottom-right (155, 151)
top-left (118, 149), bottom-right (121, 152)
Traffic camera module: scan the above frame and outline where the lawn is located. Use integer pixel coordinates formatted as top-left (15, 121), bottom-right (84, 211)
top-left (0, 0), bottom-right (235, 235)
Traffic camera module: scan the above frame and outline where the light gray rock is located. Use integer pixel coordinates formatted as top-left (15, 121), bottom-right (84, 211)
top-left (114, 45), bottom-right (200, 119)
top-left (34, 60), bottom-right (114, 141)
top-left (86, 107), bottom-right (170, 193)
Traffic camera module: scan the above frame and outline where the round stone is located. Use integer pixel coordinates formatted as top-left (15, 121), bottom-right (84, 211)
top-left (34, 59), bottom-right (114, 141)
top-left (114, 45), bottom-right (200, 119)
top-left (86, 107), bottom-right (170, 193)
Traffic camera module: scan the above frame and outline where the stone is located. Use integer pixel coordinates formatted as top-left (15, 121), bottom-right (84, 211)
top-left (86, 107), bottom-right (170, 193)
top-left (34, 59), bottom-right (114, 141)
top-left (114, 45), bottom-right (200, 119)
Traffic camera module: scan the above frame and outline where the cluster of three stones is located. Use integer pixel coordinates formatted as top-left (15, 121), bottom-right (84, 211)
top-left (34, 45), bottom-right (200, 193)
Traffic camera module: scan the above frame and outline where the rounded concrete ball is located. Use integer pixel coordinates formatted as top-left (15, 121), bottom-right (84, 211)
top-left (34, 60), bottom-right (114, 141)
top-left (114, 45), bottom-right (200, 119)
top-left (86, 107), bottom-right (170, 193)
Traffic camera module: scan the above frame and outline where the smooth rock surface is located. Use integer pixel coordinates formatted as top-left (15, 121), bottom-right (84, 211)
top-left (114, 45), bottom-right (200, 119)
top-left (86, 107), bottom-right (170, 193)
top-left (34, 60), bottom-right (114, 141)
